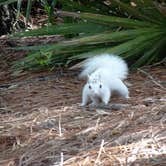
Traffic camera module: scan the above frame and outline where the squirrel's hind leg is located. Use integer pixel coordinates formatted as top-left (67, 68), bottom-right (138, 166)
top-left (115, 79), bottom-right (129, 99)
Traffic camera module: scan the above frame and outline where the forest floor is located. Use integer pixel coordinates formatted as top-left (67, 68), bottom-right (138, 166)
top-left (0, 36), bottom-right (166, 166)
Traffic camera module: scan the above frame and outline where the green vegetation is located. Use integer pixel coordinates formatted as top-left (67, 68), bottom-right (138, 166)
top-left (1, 0), bottom-right (166, 70)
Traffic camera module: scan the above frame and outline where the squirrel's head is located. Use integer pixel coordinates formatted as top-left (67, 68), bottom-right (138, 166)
top-left (87, 74), bottom-right (103, 96)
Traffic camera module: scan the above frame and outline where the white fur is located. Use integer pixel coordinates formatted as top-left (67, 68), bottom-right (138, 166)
top-left (79, 53), bottom-right (128, 80)
top-left (80, 54), bottom-right (129, 106)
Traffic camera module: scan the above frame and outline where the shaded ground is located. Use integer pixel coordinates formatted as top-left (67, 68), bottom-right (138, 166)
top-left (0, 37), bottom-right (166, 166)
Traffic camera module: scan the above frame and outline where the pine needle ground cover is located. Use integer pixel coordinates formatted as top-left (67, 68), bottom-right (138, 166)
top-left (0, 39), bottom-right (166, 166)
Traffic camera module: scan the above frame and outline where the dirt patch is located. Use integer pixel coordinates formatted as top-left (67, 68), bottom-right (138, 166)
top-left (0, 41), bottom-right (166, 166)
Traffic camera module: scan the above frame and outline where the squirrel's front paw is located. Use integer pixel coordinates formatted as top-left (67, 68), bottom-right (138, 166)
top-left (125, 95), bottom-right (130, 100)
top-left (80, 103), bottom-right (86, 107)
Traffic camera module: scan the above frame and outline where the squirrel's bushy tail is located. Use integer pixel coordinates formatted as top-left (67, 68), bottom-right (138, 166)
top-left (79, 53), bottom-right (128, 80)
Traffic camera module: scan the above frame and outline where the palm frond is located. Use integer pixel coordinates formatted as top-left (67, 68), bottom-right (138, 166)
top-left (131, 36), bottom-right (166, 68)
top-left (111, 0), bottom-right (165, 24)
top-left (16, 0), bottom-right (22, 19)
top-left (14, 27), bottom-right (161, 52)
top-left (0, 0), bottom-right (17, 6)
top-left (12, 22), bottom-right (109, 37)
top-left (70, 30), bottom-right (164, 60)
top-left (80, 12), bottom-right (155, 28)
top-left (11, 0), bottom-right (166, 70)
top-left (25, 0), bottom-right (32, 23)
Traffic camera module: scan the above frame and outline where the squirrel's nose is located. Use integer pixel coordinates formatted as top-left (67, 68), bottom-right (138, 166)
top-left (93, 90), bottom-right (99, 95)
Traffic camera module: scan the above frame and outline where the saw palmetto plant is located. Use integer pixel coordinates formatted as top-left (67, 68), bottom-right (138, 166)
top-left (4, 0), bottom-right (166, 70)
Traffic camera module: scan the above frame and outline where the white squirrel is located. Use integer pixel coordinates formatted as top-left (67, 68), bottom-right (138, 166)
top-left (79, 53), bottom-right (129, 106)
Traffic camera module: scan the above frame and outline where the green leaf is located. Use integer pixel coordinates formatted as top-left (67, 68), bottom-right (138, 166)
top-left (25, 0), bottom-right (32, 24)
top-left (16, 0), bottom-right (22, 19)
top-left (13, 28), bottom-right (161, 52)
top-left (12, 22), bottom-right (109, 37)
top-left (131, 36), bottom-right (166, 68)
top-left (133, 0), bottom-right (166, 23)
top-left (0, 0), bottom-right (17, 5)
top-left (111, 0), bottom-right (161, 24)
top-left (80, 12), bottom-right (155, 28)
top-left (70, 30), bottom-right (164, 60)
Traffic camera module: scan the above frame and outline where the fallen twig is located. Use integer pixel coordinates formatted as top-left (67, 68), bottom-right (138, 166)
top-left (95, 139), bottom-right (105, 165)
top-left (138, 68), bottom-right (166, 91)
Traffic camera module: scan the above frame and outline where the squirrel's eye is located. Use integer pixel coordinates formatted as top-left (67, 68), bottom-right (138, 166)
top-left (99, 84), bottom-right (102, 88)
top-left (89, 85), bottom-right (92, 89)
